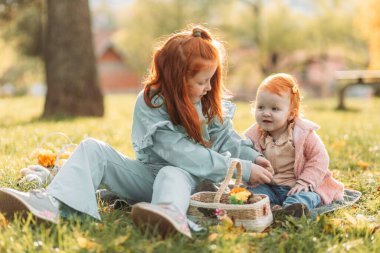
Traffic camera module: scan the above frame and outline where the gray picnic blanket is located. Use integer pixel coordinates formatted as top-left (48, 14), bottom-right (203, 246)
top-left (309, 189), bottom-right (362, 219)
top-left (95, 188), bottom-right (362, 231)
top-left (186, 189), bottom-right (362, 231)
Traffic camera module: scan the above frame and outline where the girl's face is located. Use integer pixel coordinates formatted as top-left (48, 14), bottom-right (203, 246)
top-left (187, 61), bottom-right (217, 104)
top-left (255, 90), bottom-right (293, 139)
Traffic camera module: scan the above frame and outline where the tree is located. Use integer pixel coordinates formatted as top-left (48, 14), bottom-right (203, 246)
top-left (114, 0), bottom-right (225, 76)
top-left (43, 0), bottom-right (104, 117)
top-left (0, 0), bottom-right (45, 92)
top-left (356, 0), bottom-right (380, 70)
top-left (356, 0), bottom-right (380, 96)
top-left (0, 0), bottom-right (44, 58)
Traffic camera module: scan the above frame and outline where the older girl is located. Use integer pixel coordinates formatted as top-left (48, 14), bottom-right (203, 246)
top-left (0, 26), bottom-right (272, 238)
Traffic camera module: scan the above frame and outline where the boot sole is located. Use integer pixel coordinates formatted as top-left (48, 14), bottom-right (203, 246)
top-left (273, 203), bottom-right (309, 219)
top-left (0, 190), bottom-right (31, 221)
top-left (131, 204), bottom-right (191, 238)
top-left (0, 189), bottom-right (58, 224)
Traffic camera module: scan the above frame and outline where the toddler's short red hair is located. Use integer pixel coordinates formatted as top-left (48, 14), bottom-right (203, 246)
top-left (257, 73), bottom-right (301, 118)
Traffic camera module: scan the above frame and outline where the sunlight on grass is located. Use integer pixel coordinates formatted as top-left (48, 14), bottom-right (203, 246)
top-left (0, 94), bottom-right (379, 252)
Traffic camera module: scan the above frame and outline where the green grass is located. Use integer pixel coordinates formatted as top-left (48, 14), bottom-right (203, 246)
top-left (0, 95), bottom-right (379, 252)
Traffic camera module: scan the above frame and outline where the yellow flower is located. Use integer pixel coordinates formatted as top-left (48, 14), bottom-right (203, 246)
top-left (30, 148), bottom-right (73, 168)
top-left (229, 187), bottom-right (252, 203)
top-left (234, 191), bottom-right (252, 202)
top-left (31, 149), bottom-right (56, 168)
top-left (230, 187), bottom-right (249, 194)
top-left (38, 151), bottom-right (56, 168)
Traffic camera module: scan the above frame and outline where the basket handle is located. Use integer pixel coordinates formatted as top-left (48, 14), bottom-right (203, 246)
top-left (51, 143), bottom-right (78, 175)
top-left (37, 132), bottom-right (76, 175)
top-left (38, 132), bottom-right (73, 149)
top-left (213, 160), bottom-right (242, 203)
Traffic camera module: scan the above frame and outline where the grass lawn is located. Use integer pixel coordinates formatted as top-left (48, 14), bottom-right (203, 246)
top-left (0, 94), bottom-right (379, 252)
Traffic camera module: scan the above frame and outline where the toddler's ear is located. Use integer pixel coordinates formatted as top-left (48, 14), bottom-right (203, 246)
top-left (288, 111), bottom-right (296, 121)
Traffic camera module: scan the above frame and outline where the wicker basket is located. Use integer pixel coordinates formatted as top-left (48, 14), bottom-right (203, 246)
top-left (37, 132), bottom-right (77, 175)
top-left (188, 160), bottom-right (273, 232)
top-left (20, 132), bottom-right (78, 187)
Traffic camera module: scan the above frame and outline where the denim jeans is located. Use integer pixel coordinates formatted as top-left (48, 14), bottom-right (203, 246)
top-left (248, 184), bottom-right (321, 210)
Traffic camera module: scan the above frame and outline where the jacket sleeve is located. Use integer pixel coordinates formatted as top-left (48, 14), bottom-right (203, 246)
top-left (208, 101), bottom-right (262, 163)
top-left (132, 95), bottom-right (252, 183)
top-left (297, 131), bottom-right (329, 188)
top-left (149, 126), bottom-right (253, 183)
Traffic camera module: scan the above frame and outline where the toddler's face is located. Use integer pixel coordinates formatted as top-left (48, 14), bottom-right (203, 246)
top-left (255, 90), bottom-right (292, 139)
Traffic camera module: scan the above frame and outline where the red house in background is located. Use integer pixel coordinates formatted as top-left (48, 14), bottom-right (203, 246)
top-left (93, 30), bottom-right (141, 93)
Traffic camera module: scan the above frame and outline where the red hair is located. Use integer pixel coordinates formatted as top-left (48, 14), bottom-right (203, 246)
top-left (144, 25), bottom-right (225, 146)
top-left (257, 73), bottom-right (301, 118)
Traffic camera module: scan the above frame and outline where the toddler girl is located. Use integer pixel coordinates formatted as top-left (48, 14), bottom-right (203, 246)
top-left (244, 73), bottom-right (344, 217)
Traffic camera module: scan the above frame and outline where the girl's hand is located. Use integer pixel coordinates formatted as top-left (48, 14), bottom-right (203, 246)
top-left (249, 164), bottom-right (273, 185)
top-left (255, 156), bottom-right (274, 175)
top-left (287, 183), bottom-right (309, 196)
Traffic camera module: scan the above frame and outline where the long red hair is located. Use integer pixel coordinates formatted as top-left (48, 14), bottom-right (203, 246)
top-left (144, 25), bottom-right (225, 146)
top-left (257, 73), bottom-right (301, 119)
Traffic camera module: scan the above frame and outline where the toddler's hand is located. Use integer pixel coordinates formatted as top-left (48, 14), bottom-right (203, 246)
top-left (255, 156), bottom-right (274, 175)
top-left (287, 183), bottom-right (308, 196)
top-left (249, 163), bottom-right (273, 185)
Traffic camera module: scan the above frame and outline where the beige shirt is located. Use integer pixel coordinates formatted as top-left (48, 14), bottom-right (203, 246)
top-left (260, 123), bottom-right (297, 187)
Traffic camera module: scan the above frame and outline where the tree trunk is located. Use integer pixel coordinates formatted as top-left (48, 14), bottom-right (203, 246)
top-left (43, 0), bottom-right (104, 117)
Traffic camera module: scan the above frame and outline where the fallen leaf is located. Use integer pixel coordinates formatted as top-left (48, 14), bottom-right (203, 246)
top-left (357, 160), bottom-right (371, 169)
top-left (231, 225), bottom-right (245, 234)
top-left (113, 235), bottom-right (129, 246)
top-left (330, 140), bottom-right (346, 149)
top-left (279, 232), bottom-right (289, 241)
top-left (208, 233), bottom-right (218, 242)
top-left (370, 224), bottom-right (380, 234)
top-left (246, 232), bottom-right (268, 239)
top-left (102, 206), bottom-right (113, 213)
top-left (220, 215), bottom-right (234, 229)
top-left (94, 223), bottom-right (104, 231)
top-left (222, 233), bottom-right (238, 240)
top-left (331, 218), bottom-right (343, 226)
top-left (344, 212), bottom-right (357, 226)
top-left (323, 223), bottom-right (334, 233)
top-left (0, 213), bottom-right (8, 228)
top-left (342, 239), bottom-right (364, 251)
top-left (77, 236), bottom-right (99, 250)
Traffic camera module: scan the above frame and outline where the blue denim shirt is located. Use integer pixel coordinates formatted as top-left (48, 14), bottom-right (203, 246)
top-left (131, 91), bottom-right (260, 183)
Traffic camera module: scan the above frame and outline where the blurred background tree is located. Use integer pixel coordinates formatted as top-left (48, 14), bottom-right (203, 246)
top-left (43, 0), bottom-right (103, 117)
top-left (0, 0), bottom-right (376, 102)
top-left (356, 0), bottom-right (380, 96)
top-left (0, 0), bottom-right (44, 95)
top-left (113, 0), bottom-right (367, 97)
top-left (113, 0), bottom-right (225, 77)
top-left (0, 0), bottom-right (104, 117)
top-left (356, 0), bottom-right (380, 70)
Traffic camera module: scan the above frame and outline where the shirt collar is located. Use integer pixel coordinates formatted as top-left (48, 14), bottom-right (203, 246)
top-left (259, 122), bottom-right (294, 148)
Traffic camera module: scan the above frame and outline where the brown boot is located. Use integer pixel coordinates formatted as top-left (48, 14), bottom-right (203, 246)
top-left (131, 202), bottom-right (192, 238)
top-left (273, 203), bottom-right (309, 219)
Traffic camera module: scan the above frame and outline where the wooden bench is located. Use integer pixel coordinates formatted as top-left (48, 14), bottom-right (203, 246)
top-left (335, 70), bottom-right (380, 110)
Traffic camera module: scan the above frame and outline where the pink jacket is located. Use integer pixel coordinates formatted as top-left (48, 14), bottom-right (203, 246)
top-left (244, 117), bottom-right (344, 205)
